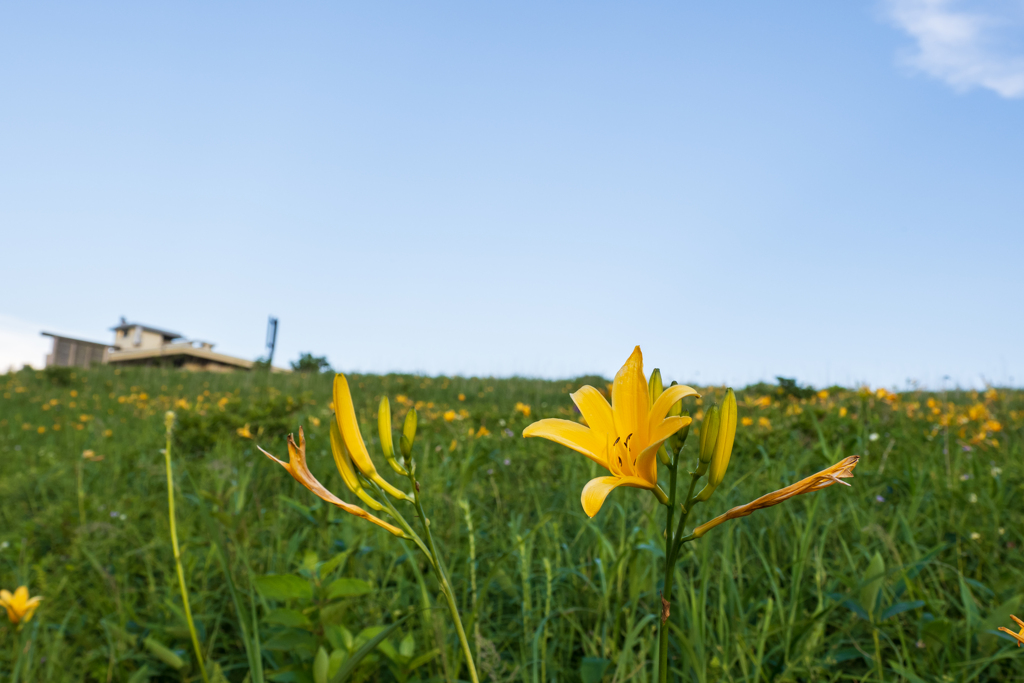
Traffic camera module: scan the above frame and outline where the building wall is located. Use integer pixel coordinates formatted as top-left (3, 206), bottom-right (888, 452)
top-left (114, 327), bottom-right (168, 350)
top-left (46, 338), bottom-right (108, 368)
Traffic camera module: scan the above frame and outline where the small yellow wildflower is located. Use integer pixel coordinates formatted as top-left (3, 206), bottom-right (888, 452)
top-left (82, 450), bottom-right (104, 462)
top-left (514, 402), bottom-right (531, 417)
top-left (444, 410), bottom-right (457, 422)
top-left (476, 426), bottom-right (490, 438)
top-left (458, 393), bottom-right (466, 401)
top-left (839, 407), bottom-right (848, 418)
top-left (37, 426), bottom-right (46, 434)
top-left (757, 417), bottom-right (771, 430)
top-left (817, 390), bottom-right (829, 401)
top-left (741, 417), bottom-right (754, 427)
top-left (449, 439), bottom-right (457, 452)
top-left (237, 424), bottom-right (253, 439)
top-left (103, 429), bottom-right (113, 437)
top-left (0, 586), bottom-right (43, 625)
top-left (309, 416), bottom-right (321, 427)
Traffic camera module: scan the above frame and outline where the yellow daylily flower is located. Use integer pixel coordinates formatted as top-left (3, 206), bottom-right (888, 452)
top-left (691, 455), bottom-right (860, 538)
top-left (259, 427), bottom-right (405, 537)
top-left (0, 586), bottom-right (43, 625)
top-left (523, 346), bottom-right (698, 517)
top-left (999, 614), bottom-right (1024, 647)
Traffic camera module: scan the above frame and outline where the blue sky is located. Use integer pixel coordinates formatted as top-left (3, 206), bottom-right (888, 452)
top-left (2, 1), bottom-right (1022, 388)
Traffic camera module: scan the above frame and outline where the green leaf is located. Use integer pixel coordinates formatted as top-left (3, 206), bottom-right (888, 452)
top-left (126, 664), bottom-right (154, 683)
top-left (330, 614), bottom-right (415, 683)
top-left (399, 633), bottom-right (415, 659)
top-left (143, 637), bottom-right (185, 670)
top-left (313, 647), bottom-right (329, 683)
top-left (326, 578), bottom-right (374, 600)
top-left (580, 657), bottom-right (611, 683)
top-left (406, 648), bottom-right (440, 672)
top-left (277, 495), bottom-right (318, 524)
top-left (860, 552), bottom-right (885, 618)
top-left (881, 600), bottom-right (925, 621)
top-left (262, 629), bottom-right (318, 652)
top-left (327, 649), bottom-right (347, 680)
top-left (263, 609), bottom-right (313, 629)
top-left (255, 574), bottom-right (313, 602)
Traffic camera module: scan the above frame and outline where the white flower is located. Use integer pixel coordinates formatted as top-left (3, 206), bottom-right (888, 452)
top-left (970, 532), bottom-right (981, 541)
top-left (991, 466), bottom-right (1003, 477)
top-left (969, 493), bottom-right (978, 504)
top-left (999, 527), bottom-right (1006, 535)
top-left (869, 433), bottom-right (879, 442)
top-left (0, 541), bottom-right (9, 550)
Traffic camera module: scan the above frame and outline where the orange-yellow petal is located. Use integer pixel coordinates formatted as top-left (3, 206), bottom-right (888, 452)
top-left (570, 386), bottom-right (616, 436)
top-left (611, 346), bottom-right (648, 446)
top-left (649, 384), bottom-right (699, 429)
top-left (523, 419), bottom-right (607, 466)
top-left (259, 428), bottom-right (405, 537)
top-left (581, 475), bottom-right (652, 517)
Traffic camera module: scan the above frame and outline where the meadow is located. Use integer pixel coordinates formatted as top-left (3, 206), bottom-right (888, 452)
top-left (1, 364), bottom-right (1021, 682)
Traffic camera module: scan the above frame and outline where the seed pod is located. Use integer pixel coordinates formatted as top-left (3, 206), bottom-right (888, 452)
top-left (400, 408), bottom-right (418, 459)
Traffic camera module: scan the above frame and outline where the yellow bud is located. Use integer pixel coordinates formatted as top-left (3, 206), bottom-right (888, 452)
top-left (648, 368), bottom-right (663, 407)
top-left (400, 408), bottom-right (418, 459)
top-left (699, 406), bottom-right (720, 464)
top-left (696, 389), bottom-right (737, 501)
top-left (378, 397), bottom-right (408, 475)
top-left (330, 421), bottom-right (384, 510)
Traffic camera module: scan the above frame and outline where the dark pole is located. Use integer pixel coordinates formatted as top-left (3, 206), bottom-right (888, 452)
top-left (266, 317), bottom-right (278, 365)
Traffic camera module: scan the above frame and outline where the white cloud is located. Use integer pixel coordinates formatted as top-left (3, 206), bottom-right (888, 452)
top-left (886, 0), bottom-right (1024, 97)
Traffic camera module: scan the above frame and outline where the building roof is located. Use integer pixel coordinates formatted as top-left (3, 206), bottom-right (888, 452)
top-left (41, 331), bottom-right (111, 347)
top-left (107, 343), bottom-right (255, 369)
top-left (110, 318), bottom-right (182, 340)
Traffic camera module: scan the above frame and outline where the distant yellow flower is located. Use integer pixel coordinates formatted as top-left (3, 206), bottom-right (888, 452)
top-left (817, 390), bottom-right (829, 401)
top-left (449, 439), bottom-right (458, 452)
top-left (741, 417), bottom-right (754, 427)
top-left (36, 426), bottom-right (46, 434)
top-left (757, 417), bottom-right (771, 430)
top-left (523, 347), bottom-right (697, 517)
top-left (458, 393), bottom-right (466, 401)
top-left (444, 410), bottom-right (457, 422)
top-left (839, 407), bottom-right (848, 418)
top-left (691, 456), bottom-right (860, 539)
top-left (0, 586), bottom-right (42, 625)
top-left (237, 424), bottom-right (253, 439)
top-left (514, 402), bottom-right (531, 417)
top-left (999, 615), bottom-right (1024, 647)
top-left (103, 429), bottom-right (113, 437)
top-left (475, 426), bottom-right (490, 438)
top-left (82, 449), bottom-right (104, 462)
top-left (309, 416), bottom-right (321, 427)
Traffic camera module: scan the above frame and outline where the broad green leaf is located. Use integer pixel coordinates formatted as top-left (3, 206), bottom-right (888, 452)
top-left (580, 657), bottom-right (611, 683)
top-left (264, 609), bottom-right (313, 629)
top-left (326, 578), bottom-right (374, 600)
top-left (327, 649), bottom-right (347, 680)
top-left (313, 647), bottom-right (329, 683)
top-left (330, 614), bottom-right (414, 683)
top-left (256, 574), bottom-right (313, 602)
top-left (399, 633), bottom-right (415, 659)
top-left (860, 552), bottom-right (885, 618)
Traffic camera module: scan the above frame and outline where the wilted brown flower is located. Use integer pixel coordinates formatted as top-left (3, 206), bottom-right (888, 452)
top-left (999, 615), bottom-right (1024, 647)
top-left (691, 455), bottom-right (860, 539)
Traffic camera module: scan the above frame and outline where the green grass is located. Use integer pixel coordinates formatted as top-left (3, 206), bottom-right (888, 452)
top-left (1, 365), bottom-right (1022, 682)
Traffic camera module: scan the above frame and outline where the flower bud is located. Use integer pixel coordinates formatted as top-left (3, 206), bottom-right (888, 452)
top-left (164, 411), bottom-right (176, 433)
top-left (648, 368), bottom-right (664, 407)
top-left (696, 389), bottom-right (737, 502)
top-left (378, 397), bottom-right (408, 475)
top-left (400, 408), bottom-right (418, 459)
top-left (698, 406), bottom-right (720, 465)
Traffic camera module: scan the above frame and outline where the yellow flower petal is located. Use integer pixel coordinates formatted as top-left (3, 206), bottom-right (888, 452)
top-left (581, 475), bottom-right (652, 517)
top-left (649, 384), bottom-right (699, 429)
top-left (329, 421), bottom-right (384, 511)
top-left (523, 419), bottom-right (606, 466)
top-left (570, 386), bottom-right (615, 435)
top-left (611, 347), bottom-right (649, 446)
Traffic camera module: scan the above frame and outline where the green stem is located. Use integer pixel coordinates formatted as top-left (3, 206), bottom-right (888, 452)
top-left (407, 469), bottom-right (480, 683)
top-left (164, 428), bottom-right (210, 683)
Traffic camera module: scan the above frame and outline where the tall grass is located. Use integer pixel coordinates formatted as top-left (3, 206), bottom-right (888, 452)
top-left (0, 365), bottom-right (1021, 681)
